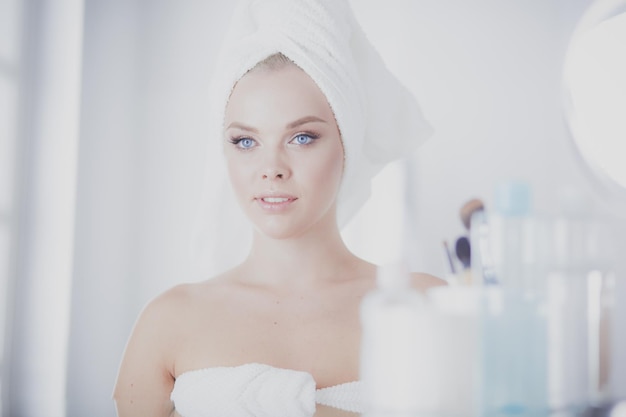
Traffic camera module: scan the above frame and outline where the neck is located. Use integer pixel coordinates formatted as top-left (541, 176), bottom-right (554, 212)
top-left (241, 220), bottom-right (362, 290)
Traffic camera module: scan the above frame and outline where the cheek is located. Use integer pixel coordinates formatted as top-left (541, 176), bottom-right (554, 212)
top-left (329, 142), bottom-right (345, 182)
top-left (308, 149), bottom-right (344, 194)
top-left (225, 156), bottom-right (251, 196)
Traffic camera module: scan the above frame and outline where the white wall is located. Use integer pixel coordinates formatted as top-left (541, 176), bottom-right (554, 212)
top-left (64, 1), bottom-right (626, 416)
top-left (66, 1), bottom-right (233, 416)
top-left (348, 0), bottom-right (600, 275)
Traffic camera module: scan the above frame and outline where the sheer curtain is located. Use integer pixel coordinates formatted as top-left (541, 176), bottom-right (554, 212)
top-left (4, 1), bottom-right (84, 416)
top-left (0, 0), bottom-right (23, 413)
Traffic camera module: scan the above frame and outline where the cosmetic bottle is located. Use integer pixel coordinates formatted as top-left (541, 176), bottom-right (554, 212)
top-left (480, 180), bottom-right (549, 416)
top-left (547, 186), bottom-right (621, 411)
top-left (546, 186), bottom-right (594, 412)
top-left (488, 180), bottom-right (537, 291)
top-left (470, 207), bottom-right (498, 285)
top-left (359, 261), bottom-right (435, 415)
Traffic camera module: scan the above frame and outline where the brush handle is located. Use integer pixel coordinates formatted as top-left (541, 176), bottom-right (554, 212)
top-left (460, 268), bottom-right (473, 286)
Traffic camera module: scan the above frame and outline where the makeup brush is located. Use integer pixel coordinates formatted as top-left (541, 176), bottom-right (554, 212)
top-left (455, 236), bottom-right (472, 285)
top-left (459, 198), bottom-right (498, 285)
top-left (442, 240), bottom-right (457, 278)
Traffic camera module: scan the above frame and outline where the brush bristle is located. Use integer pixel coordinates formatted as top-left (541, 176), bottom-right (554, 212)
top-left (455, 236), bottom-right (471, 268)
top-left (460, 198), bottom-right (484, 230)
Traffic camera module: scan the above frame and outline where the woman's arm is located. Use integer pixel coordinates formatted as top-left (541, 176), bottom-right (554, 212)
top-left (113, 291), bottom-right (181, 417)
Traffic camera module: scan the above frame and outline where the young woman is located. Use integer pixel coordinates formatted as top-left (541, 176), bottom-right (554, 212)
top-left (113, 1), bottom-right (444, 416)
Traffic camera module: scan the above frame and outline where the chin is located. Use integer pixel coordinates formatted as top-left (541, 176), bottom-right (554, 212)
top-left (255, 222), bottom-right (303, 240)
top-left (252, 216), bottom-right (317, 240)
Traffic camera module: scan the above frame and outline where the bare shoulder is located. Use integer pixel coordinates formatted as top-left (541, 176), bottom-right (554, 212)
top-left (116, 284), bottom-right (198, 370)
top-left (409, 271), bottom-right (447, 294)
top-left (113, 280), bottom-right (225, 416)
top-left (148, 274), bottom-right (233, 308)
top-left (136, 284), bottom-right (197, 331)
top-left (139, 279), bottom-right (228, 327)
top-left (113, 284), bottom-right (193, 416)
top-left (117, 281), bottom-right (222, 373)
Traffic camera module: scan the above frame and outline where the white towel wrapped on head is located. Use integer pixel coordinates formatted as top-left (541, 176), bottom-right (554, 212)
top-left (209, 0), bottom-right (433, 225)
top-left (195, 0), bottom-right (433, 274)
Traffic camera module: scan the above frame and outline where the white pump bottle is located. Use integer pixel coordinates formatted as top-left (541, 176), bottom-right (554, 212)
top-left (359, 261), bottom-right (436, 415)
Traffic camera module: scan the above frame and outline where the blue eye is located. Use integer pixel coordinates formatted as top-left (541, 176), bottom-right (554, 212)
top-left (240, 138), bottom-right (255, 148)
top-left (291, 134), bottom-right (316, 145)
top-left (229, 137), bottom-right (257, 149)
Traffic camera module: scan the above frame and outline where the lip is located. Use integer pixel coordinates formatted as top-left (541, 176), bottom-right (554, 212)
top-left (254, 193), bottom-right (297, 211)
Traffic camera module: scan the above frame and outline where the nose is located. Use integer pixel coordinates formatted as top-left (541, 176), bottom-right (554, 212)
top-left (260, 150), bottom-right (290, 180)
top-left (262, 167), bottom-right (287, 180)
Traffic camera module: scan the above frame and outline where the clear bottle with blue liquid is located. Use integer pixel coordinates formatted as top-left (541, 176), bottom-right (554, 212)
top-left (480, 180), bottom-right (549, 417)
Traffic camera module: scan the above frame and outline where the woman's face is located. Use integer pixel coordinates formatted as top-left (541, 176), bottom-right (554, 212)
top-left (223, 63), bottom-right (344, 239)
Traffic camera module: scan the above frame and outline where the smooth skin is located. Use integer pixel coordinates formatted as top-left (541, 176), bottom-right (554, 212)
top-left (113, 63), bottom-right (446, 417)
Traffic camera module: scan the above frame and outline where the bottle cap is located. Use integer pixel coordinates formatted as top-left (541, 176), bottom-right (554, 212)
top-left (376, 260), bottom-right (410, 291)
top-left (494, 180), bottom-right (532, 216)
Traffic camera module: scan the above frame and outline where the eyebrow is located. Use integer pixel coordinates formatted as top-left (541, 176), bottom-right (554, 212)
top-left (225, 122), bottom-right (259, 133)
top-left (286, 116), bottom-right (328, 129)
top-left (225, 116), bottom-right (328, 132)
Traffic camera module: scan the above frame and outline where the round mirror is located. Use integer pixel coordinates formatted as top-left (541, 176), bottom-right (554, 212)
top-left (563, 0), bottom-right (626, 209)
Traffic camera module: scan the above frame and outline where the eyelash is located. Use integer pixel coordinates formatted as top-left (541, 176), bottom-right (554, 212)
top-left (290, 132), bottom-right (320, 145)
top-left (228, 137), bottom-right (256, 149)
top-left (228, 131), bottom-right (320, 150)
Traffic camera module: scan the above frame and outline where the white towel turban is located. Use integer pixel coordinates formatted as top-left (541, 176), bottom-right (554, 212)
top-left (193, 0), bottom-right (433, 275)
